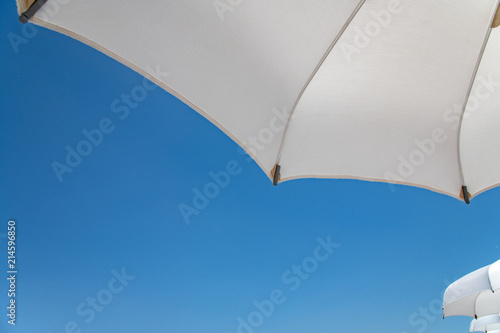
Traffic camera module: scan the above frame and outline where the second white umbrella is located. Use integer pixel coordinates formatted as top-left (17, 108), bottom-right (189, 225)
top-left (471, 314), bottom-right (500, 332)
top-left (443, 260), bottom-right (500, 318)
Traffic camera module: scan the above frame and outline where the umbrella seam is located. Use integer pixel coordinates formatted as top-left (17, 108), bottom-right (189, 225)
top-left (487, 262), bottom-right (495, 292)
top-left (456, 0), bottom-right (500, 198)
top-left (473, 292), bottom-right (481, 318)
top-left (274, 0), bottom-right (367, 167)
top-left (488, 271), bottom-right (493, 293)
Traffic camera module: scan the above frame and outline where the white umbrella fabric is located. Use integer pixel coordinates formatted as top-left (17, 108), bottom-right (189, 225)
top-left (15, 0), bottom-right (500, 202)
top-left (470, 314), bottom-right (500, 332)
top-left (443, 260), bottom-right (500, 318)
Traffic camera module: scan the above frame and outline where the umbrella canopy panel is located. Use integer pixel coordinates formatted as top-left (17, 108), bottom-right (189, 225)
top-left (17, 0), bottom-right (500, 201)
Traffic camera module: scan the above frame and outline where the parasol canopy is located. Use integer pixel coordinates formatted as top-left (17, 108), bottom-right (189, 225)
top-left (16, 0), bottom-right (500, 203)
top-left (443, 260), bottom-right (500, 318)
top-left (471, 314), bottom-right (500, 332)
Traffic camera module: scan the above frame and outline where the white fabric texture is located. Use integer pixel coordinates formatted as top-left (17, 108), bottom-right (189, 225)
top-left (18, 0), bottom-right (500, 201)
top-left (471, 314), bottom-right (500, 332)
top-left (443, 260), bottom-right (500, 318)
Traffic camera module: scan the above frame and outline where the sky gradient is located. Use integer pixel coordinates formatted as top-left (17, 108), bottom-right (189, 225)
top-left (1, 2), bottom-right (500, 333)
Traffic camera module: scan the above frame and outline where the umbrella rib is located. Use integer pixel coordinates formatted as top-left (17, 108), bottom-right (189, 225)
top-left (487, 263), bottom-right (495, 292)
top-left (473, 292), bottom-right (481, 319)
top-left (274, 0), bottom-right (367, 166)
top-left (18, 0), bottom-right (47, 24)
top-left (456, 0), bottom-right (499, 196)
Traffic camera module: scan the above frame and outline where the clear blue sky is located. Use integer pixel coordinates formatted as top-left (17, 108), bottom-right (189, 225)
top-left (1, 2), bottom-right (499, 333)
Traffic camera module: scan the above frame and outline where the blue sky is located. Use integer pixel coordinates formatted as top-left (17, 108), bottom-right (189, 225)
top-left (1, 2), bottom-right (500, 333)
